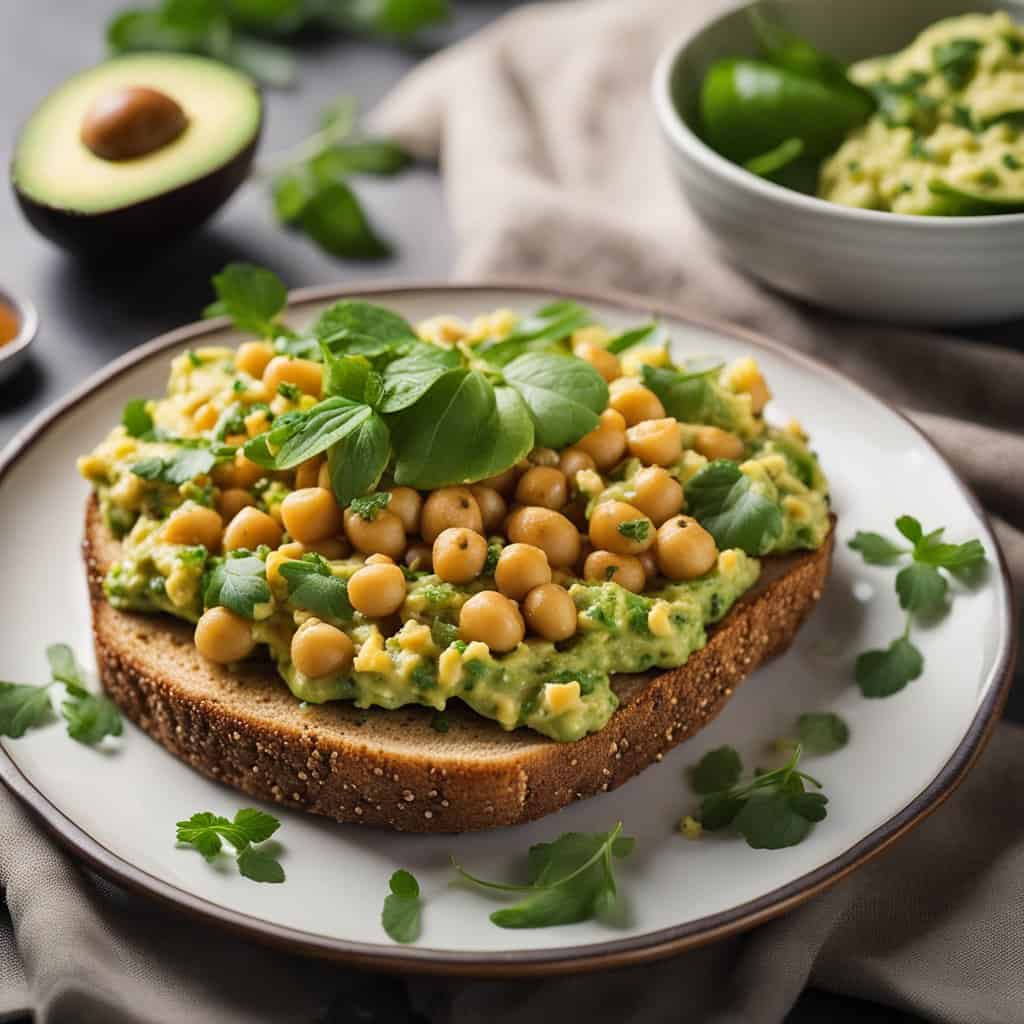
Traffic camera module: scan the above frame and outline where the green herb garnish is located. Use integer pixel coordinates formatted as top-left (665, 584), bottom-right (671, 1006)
top-left (131, 447), bottom-right (221, 486)
top-left (176, 808), bottom-right (284, 883)
top-left (933, 38), bottom-right (982, 90)
top-left (279, 555), bottom-right (352, 621)
top-left (617, 519), bottom-right (650, 542)
top-left (121, 398), bottom-right (154, 438)
top-left (204, 553), bottom-right (272, 620)
top-left (349, 491), bottom-right (392, 521)
top-left (690, 745), bottom-right (827, 849)
top-left (452, 823), bottom-right (635, 928)
top-left (382, 869), bottom-right (422, 943)
top-left (684, 460), bottom-right (783, 555)
top-left (849, 516), bottom-right (986, 698)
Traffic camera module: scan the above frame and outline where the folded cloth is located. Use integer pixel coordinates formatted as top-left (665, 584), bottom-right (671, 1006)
top-left (3, 2), bottom-right (1022, 1022)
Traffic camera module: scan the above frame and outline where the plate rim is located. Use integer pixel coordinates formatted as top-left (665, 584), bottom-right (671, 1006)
top-left (0, 278), bottom-right (1016, 977)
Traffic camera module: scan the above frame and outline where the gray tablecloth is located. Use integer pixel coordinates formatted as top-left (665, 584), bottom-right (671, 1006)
top-left (3, 0), bottom-right (1022, 1021)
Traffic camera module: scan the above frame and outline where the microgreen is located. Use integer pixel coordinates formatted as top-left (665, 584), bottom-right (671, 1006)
top-left (849, 516), bottom-right (986, 697)
top-left (176, 808), bottom-right (284, 883)
top-left (204, 553), bottom-right (271, 620)
top-left (689, 745), bottom-right (828, 849)
top-left (617, 519), bottom-right (650, 543)
top-left (382, 869), bottom-right (422, 943)
top-left (121, 398), bottom-right (154, 438)
top-left (684, 460), bottom-right (783, 555)
top-left (795, 712), bottom-right (850, 755)
top-left (452, 823), bottom-right (635, 928)
top-left (0, 644), bottom-right (122, 745)
top-left (279, 555), bottom-right (352, 621)
top-left (131, 447), bottom-right (221, 485)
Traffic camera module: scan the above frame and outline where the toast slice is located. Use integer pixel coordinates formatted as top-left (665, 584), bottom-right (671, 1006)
top-left (84, 496), bottom-right (834, 832)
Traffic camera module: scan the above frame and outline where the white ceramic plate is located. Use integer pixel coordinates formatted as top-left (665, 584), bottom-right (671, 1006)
top-left (0, 284), bottom-right (1014, 975)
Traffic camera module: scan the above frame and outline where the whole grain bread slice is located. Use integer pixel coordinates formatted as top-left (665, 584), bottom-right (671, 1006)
top-left (83, 495), bottom-right (834, 832)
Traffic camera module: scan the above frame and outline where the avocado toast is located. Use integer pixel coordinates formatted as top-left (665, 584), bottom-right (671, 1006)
top-left (79, 267), bottom-right (834, 831)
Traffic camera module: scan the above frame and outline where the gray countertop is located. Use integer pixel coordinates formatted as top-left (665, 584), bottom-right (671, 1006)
top-left (0, 5), bottom-right (1013, 1022)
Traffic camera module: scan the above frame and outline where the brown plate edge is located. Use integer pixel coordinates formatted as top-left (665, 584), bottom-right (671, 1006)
top-left (0, 277), bottom-right (1016, 978)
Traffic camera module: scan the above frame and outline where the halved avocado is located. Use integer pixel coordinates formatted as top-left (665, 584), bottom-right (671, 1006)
top-left (11, 54), bottom-right (262, 253)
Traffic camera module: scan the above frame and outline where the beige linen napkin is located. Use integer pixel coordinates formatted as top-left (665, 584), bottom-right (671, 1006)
top-left (3, 1), bottom-right (1023, 1021)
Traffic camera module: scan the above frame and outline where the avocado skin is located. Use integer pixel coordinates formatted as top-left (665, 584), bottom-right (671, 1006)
top-left (12, 125), bottom-right (260, 256)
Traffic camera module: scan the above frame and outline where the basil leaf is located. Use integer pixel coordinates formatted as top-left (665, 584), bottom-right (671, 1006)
top-left (476, 300), bottom-right (591, 367)
top-left (204, 263), bottom-right (288, 337)
top-left (314, 299), bottom-right (415, 356)
top-left (896, 562), bottom-right (948, 615)
top-left (689, 745), bottom-right (742, 795)
top-left (684, 460), bottom-right (783, 555)
top-left (379, 344), bottom-right (461, 413)
top-left (131, 448), bottom-right (219, 485)
top-left (606, 323), bottom-right (658, 355)
top-left (641, 364), bottom-right (728, 425)
top-left (855, 636), bottom-right (924, 698)
top-left (796, 712), bottom-right (849, 754)
top-left (502, 352), bottom-right (608, 449)
top-left (280, 558), bottom-right (352, 621)
top-left (311, 140), bottom-right (411, 179)
top-left (272, 168), bottom-right (314, 224)
top-left (300, 182), bottom-right (391, 261)
top-left (326, 412), bottom-right (391, 507)
top-left (0, 682), bottom-right (52, 738)
top-left (245, 397), bottom-right (373, 469)
top-left (204, 555), bottom-right (271, 619)
top-left (321, 348), bottom-right (381, 404)
top-left (848, 531), bottom-right (907, 565)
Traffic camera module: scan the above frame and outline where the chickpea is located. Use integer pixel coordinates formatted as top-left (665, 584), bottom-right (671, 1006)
top-left (693, 426), bottom-right (745, 461)
top-left (387, 487), bottom-right (422, 535)
top-left (575, 408), bottom-right (627, 471)
top-left (527, 447), bottom-right (560, 468)
top-left (265, 541), bottom-right (304, 586)
top-left (281, 487), bottom-right (343, 544)
top-left (515, 466), bottom-right (568, 510)
top-left (217, 487), bottom-right (254, 522)
top-left (657, 516), bottom-right (718, 580)
top-left (306, 536), bottom-right (349, 560)
top-left (609, 384), bottom-right (666, 426)
top-left (420, 487), bottom-right (482, 543)
top-left (495, 543), bottom-right (552, 600)
top-left (588, 500), bottom-right (654, 556)
top-left (294, 457), bottom-right (322, 490)
top-left (163, 503), bottom-right (223, 549)
top-left (194, 606), bottom-right (254, 664)
top-left (433, 527), bottom-right (488, 584)
top-left (235, 341), bottom-right (275, 379)
top-left (343, 508), bottom-right (406, 559)
top-left (404, 543), bottom-right (432, 573)
top-left (574, 340), bottom-right (620, 382)
top-left (479, 465), bottom-right (520, 496)
top-left (365, 553), bottom-right (394, 565)
top-left (469, 485), bottom-right (508, 533)
top-left (558, 447), bottom-right (596, 483)
top-left (348, 563), bottom-right (407, 617)
top-left (223, 506), bottom-right (283, 552)
top-left (506, 506), bottom-right (581, 568)
top-left (290, 620), bottom-right (354, 678)
top-left (262, 355), bottom-right (323, 398)
top-left (459, 591), bottom-right (524, 652)
top-left (630, 465), bottom-right (684, 526)
top-left (583, 550), bottom-right (646, 593)
top-left (522, 583), bottom-right (578, 641)
top-left (626, 417), bottom-right (682, 467)
top-left (213, 450), bottom-right (264, 490)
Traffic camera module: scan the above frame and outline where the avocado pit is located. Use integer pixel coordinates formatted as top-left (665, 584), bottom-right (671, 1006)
top-left (81, 85), bottom-right (188, 162)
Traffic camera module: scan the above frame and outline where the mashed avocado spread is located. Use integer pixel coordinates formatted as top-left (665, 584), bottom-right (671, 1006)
top-left (821, 12), bottom-right (1024, 214)
top-left (80, 293), bottom-right (829, 743)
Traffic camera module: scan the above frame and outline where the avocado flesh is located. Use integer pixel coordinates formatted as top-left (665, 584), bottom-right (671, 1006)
top-left (12, 54), bottom-right (261, 251)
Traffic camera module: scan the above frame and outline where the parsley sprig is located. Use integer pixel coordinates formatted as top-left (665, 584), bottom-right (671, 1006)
top-left (689, 745), bottom-right (828, 849)
top-left (0, 645), bottom-right (122, 745)
top-left (176, 808), bottom-right (285, 883)
top-left (849, 516), bottom-right (987, 697)
top-left (205, 263), bottom-right (610, 498)
top-left (452, 824), bottom-right (635, 928)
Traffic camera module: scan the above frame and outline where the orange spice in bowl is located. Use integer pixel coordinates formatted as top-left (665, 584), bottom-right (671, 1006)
top-left (0, 299), bottom-right (19, 347)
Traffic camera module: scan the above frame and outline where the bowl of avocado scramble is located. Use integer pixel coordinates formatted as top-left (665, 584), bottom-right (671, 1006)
top-left (653, 0), bottom-right (1024, 325)
top-left (79, 265), bottom-right (830, 745)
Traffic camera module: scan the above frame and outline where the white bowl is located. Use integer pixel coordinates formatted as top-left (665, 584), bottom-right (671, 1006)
top-left (652, 0), bottom-right (1024, 326)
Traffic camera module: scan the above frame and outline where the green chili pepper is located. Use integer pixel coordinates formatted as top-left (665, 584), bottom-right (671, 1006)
top-left (700, 58), bottom-right (874, 166)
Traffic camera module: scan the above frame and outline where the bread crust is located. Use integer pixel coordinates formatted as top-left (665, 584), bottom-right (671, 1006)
top-left (83, 496), bottom-right (833, 832)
